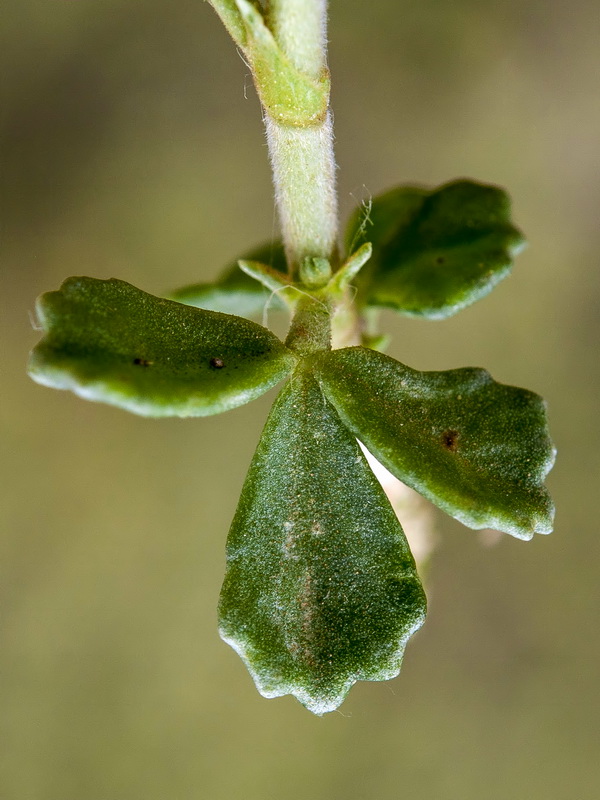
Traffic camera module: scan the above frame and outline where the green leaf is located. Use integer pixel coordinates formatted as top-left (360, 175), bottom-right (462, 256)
top-left (237, 259), bottom-right (293, 297)
top-left (326, 242), bottom-right (372, 296)
top-left (28, 277), bottom-right (297, 417)
top-left (219, 370), bottom-right (426, 714)
top-left (346, 180), bottom-right (526, 318)
top-left (313, 347), bottom-right (555, 540)
top-left (169, 242), bottom-right (288, 319)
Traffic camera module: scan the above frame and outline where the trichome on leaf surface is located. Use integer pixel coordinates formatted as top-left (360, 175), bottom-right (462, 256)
top-left (27, 0), bottom-right (555, 715)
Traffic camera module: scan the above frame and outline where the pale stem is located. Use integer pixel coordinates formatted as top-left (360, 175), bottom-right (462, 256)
top-left (264, 0), bottom-right (338, 272)
top-left (265, 113), bottom-right (337, 271)
top-left (267, 0), bottom-right (328, 79)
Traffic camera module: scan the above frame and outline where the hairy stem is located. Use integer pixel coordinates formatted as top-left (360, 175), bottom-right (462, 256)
top-left (266, 115), bottom-right (337, 272)
top-left (265, 0), bottom-right (338, 272)
top-left (285, 294), bottom-right (331, 355)
top-left (267, 0), bottom-right (327, 80)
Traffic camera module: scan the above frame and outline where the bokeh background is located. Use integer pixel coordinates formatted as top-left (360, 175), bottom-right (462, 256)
top-left (2, 1), bottom-right (599, 798)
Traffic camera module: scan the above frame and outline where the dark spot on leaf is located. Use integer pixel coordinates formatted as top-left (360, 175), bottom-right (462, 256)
top-left (133, 357), bottom-right (152, 367)
top-left (210, 357), bottom-right (225, 369)
top-left (441, 429), bottom-right (459, 451)
top-left (435, 256), bottom-right (445, 265)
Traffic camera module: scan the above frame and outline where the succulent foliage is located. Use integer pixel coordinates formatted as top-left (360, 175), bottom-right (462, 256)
top-left (27, 0), bottom-right (555, 713)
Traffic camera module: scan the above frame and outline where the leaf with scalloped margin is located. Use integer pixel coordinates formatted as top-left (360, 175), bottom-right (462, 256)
top-left (313, 347), bottom-right (555, 539)
top-left (28, 277), bottom-right (296, 417)
top-left (169, 241), bottom-right (288, 318)
top-left (219, 369), bottom-right (426, 714)
top-left (345, 180), bottom-right (525, 318)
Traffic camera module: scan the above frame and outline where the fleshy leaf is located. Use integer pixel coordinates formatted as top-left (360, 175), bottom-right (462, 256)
top-left (326, 242), bottom-right (373, 296)
top-left (237, 259), bottom-right (293, 297)
top-left (29, 277), bottom-right (297, 417)
top-left (345, 180), bottom-right (526, 318)
top-left (219, 370), bottom-right (426, 714)
top-left (313, 347), bottom-right (555, 539)
top-left (169, 242), bottom-right (288, 319)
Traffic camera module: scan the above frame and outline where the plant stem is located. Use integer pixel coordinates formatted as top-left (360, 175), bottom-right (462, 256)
top-left (264, 0), bottom-right (338, 273)
top-left (267, 0), bottom-right (327, 80)
top-left (284, 294), bottom-right (331, 355)
top-left (266, 116), bottom-right (337, 273)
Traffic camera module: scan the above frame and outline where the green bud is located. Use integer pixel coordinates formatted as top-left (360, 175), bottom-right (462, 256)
top-left (299, 256), bottom-right (332, 289)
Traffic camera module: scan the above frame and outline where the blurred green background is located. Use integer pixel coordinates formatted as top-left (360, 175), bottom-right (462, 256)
top-left (2, 1), bottom-right (599, 798)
